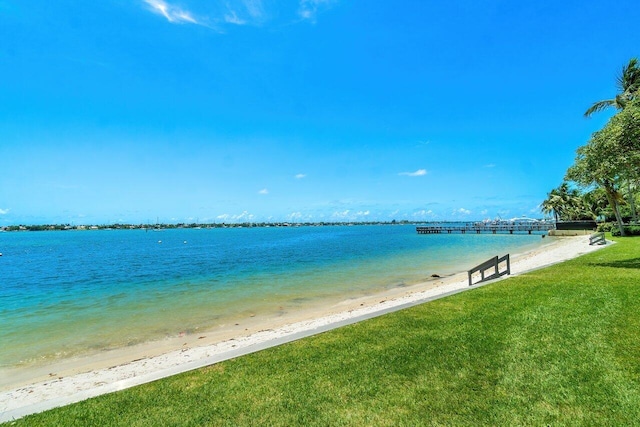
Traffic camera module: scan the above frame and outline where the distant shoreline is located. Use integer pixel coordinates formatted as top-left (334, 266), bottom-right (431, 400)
top-left (0, 219), bottom-right (549, 232)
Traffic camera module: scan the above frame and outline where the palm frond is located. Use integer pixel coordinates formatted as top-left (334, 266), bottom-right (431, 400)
top-left (615, 57), bottom-right (640, 93)
top-left (584, 99), bottom-right (616, 117)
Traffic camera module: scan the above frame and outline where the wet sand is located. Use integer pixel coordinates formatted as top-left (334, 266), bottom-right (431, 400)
top-left (0, 235), bottom-right (608, 422)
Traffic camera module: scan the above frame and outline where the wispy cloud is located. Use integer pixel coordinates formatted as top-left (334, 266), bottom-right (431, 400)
top-left (0, 208), bottom-right (9, 215)
top-left (143, 0), bottom-right (335, 28)
top-left (224, 10), bottom-right (246, 25)
top-left (143, 0), bottom-right (202, 25)
top-left (224, 0), bottom-right (265, 25)
top-left (298, 0), bottom-right (335, 22)
top-left (484, 163), bottom-right (496, 168)
top-left (243, 0), bottom-right (266, 19)
top-left (258, 188), bottom-right (269, 195)
top-left (295, 173), bottom-right (307, 179)
top-left (399, 169), bottom-right (427, 177)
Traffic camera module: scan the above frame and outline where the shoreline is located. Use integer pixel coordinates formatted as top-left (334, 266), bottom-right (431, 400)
top-left (0, 235), bottom-right (608, 422)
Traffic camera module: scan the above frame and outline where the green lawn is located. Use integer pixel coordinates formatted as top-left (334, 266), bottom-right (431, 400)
top-left (6, 236), bottom-right (640, 426)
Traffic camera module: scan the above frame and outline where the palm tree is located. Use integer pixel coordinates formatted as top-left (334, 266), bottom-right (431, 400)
top-left (584, 58), bottom-right (640, 117)
top-left (540, 191), bottom-right (563, 222)
top-left (582, 187), bottom-right (609, 220)
top-left (583, 59), bottom-right (640, 224)
top-left (540, 182), bottom-right (583, 222)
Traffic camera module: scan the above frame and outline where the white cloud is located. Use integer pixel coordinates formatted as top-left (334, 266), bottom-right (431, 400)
top-left (480, 209), bottom-right (489, 216)
top-left (0, 208), bottom-right (9, 215)
top-left (143, 0), bottom-right (201, 25)
top-left (224, 0), bottom-right (265, 25)
top-left (412, 209), bottom-right (434, 218)
top-left (298, 0), bottom-right (335, 22)
top-left (224, 10), bottom-right (246, 25)
top-left (332, 209), bottom-right (350, 218)
top-left (238, 211), bottom-right (255, 221)
top-left (484, 163), bottom-right (496, 168)
top-left (288, 212), bottom-right (314, 221)
top-left (143, 0), bottom-right (335, 29)
top-left (454, 208), bottom-right (471, 216)
top-left (399, 169), bottom-right (427, 177)
top-left (295, 173), bottom-right (307, 179)
top-left (330, 209), bottom-right (371, 220)
top-left (216, 211), bottom-right (255, 222)
top-left (258, 188), bottom-right (269, 195)
top-left (242, 0), bottom-right (265, 19)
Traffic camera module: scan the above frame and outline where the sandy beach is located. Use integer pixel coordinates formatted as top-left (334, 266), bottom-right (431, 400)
top-left (0, 235), bottom-right (608, 422)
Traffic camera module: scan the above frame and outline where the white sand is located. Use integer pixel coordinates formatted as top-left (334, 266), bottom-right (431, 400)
top-left (0, 235), bottom-right (608, 422)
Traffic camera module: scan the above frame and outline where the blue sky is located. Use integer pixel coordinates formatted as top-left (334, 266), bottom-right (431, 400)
top-left (1, 0), bottom-right (639, 225)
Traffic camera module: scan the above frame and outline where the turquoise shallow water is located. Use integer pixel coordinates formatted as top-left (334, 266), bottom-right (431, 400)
top-left (0, 225), bottom-right (546, 368)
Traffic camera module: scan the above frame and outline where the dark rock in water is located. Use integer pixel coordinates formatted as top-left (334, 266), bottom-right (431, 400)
top-left (430, 274), bottom-right (440, 278)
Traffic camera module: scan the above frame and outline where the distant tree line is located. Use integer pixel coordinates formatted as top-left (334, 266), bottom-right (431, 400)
top-left (0, 220), bottom-right (418, 232)
top-left (541, 58), bottom-right (640, 236)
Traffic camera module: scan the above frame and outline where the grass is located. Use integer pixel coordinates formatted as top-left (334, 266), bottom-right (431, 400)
top-left (5, 236), bottom-right (640, 426)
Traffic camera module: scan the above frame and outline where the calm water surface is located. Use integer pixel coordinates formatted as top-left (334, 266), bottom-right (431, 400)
top-left (0, 225), bottom-right (546, 368)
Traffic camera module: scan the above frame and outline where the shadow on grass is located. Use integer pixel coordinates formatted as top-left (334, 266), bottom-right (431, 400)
top-left (589, 257), bottom-right (640, 270)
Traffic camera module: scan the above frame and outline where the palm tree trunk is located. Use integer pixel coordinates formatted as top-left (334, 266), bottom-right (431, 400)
top-left (605, 185), bottom-right (626, 236)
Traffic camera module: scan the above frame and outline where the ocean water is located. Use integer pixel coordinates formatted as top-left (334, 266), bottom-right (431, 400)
top-left (0, 225), bottom-right (547, 368)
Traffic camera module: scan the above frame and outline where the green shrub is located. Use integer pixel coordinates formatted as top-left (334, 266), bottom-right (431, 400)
top-left (596, 222), bottom-right (615, 232)
top-left (611, 225), bottom-right (640, 236)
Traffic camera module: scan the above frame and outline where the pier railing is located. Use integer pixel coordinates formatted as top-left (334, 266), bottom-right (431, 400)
top-left (417, 223), bottom-right (554, 235)
top-left (468, 254), bottom-right (510, 286)
top-left (589, 232), bottom-right (606, 246)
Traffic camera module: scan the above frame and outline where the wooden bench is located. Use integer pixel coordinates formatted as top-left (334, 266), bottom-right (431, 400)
top-left (589, 232), bottom-right (606, 246)
top-left (468, 254), bottom-right (510, 286)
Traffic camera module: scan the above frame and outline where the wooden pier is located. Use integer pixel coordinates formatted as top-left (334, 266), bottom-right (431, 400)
top-left (417, 223), bottom-right (554, 235)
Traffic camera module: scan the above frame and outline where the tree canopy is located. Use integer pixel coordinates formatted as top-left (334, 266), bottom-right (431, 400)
top-left (544, 58), bottom-right (640, 236)
top-left (584, 57), bottom-right (640, 117)
top-left (566, 97), bottom-right (640, 235)
top-left (541, 183), bottom-right (586, 222)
